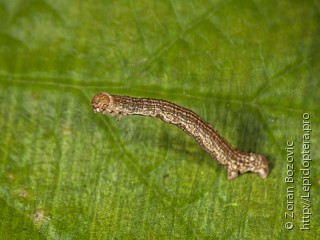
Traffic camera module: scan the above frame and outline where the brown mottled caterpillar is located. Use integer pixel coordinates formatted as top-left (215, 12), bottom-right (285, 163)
top-left (91, 92), bottom-right (269, 180)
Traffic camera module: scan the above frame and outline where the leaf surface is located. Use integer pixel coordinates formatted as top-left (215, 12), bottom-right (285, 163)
top-left (0, 0), bottom-right (319, 239)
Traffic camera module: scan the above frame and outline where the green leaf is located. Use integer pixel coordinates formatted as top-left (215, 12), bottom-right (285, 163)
top-left (0, 0), bottom-right (319, 239)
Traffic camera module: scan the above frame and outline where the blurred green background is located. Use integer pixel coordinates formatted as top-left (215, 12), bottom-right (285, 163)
top-left (0, 0), bottom-right (319, 239)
